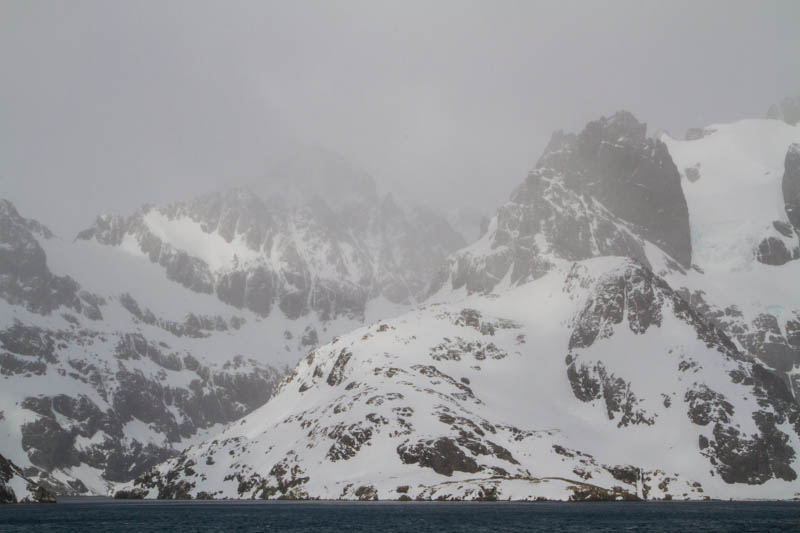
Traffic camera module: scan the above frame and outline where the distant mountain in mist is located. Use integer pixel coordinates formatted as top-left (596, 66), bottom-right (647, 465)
top-left (767, 93), bottom-right (800, 126)
top-left (0, 153), bottom-right (463, 497)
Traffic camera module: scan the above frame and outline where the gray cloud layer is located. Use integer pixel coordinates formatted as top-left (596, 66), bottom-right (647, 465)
top-left (2, 0), bottom-right (799, 235)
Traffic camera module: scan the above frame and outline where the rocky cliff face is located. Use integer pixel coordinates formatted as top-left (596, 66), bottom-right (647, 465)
top-left (538, 112), bottom-right (690, 267)
top-left (0, 200), bottom-right (101, 318)
top-left (77, 188), bottom-right (463, 320)
top-left (784, 144), bottom-right (800, 235)
top-left (432, 112), bottom-right (689, 296)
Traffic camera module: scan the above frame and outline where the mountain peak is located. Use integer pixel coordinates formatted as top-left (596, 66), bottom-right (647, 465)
top-left (766, 93), bottom-right (800, 126)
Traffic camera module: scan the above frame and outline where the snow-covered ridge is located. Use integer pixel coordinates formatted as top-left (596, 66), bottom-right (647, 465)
top-left (77, 188), bottom-right (464, 321)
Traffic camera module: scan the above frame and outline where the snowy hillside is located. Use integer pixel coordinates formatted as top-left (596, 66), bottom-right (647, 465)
top-left (127, 112), bottom-right (800, 501)
top-left (662, 120), bottom-right (800, 270)
top-left (130, 257), bottom-right (800, 501)
top-left (659, 120), bottom-right (800, 388)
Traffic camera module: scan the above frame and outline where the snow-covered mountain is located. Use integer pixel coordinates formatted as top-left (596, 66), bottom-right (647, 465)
top-left (76, 187), bottom-right (463, 320)
top-left (128, 112), bottom-right (800, 501)
top-left (0, 197), bottom-right (286, 496)
top-left (0, 157), bottom-right (464, 496)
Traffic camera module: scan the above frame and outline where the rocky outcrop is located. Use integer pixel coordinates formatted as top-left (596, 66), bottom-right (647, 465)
top-left (0, 453), bottom-right (56, 504)
top-left (565, 260), bottom-right (800, 486)
top-left (540, 112), bottom-right (690, 267)
top-left (784, 144), bottom-right (800, 235)
top-left (9, 327), bottom-right (283, 485)
top-left (675, 287), bottom-right (800, 384)
top-left (755, 236), bottom-right (796, 266)
top-left (432, 112), bottom-right (690, 296)
top-left (0, 199), bottom-right (103, 318)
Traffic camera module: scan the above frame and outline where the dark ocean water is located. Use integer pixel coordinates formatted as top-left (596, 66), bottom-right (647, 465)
top-left (1, 500), bottom-right (799, 532)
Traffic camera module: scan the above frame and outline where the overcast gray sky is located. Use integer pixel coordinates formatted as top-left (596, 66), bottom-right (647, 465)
top-left (2, 0), bottom-right (799, 236)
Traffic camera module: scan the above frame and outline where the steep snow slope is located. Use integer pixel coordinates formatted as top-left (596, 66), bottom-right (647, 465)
top-left (662, 120), bottom-right (800, 270)
top-left (659, 120), bottom-right (800, 385)
top-left (130, 257), bottom-right (800, 501)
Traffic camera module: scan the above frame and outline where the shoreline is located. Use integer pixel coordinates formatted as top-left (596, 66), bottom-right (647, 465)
top-left (49, 496), bottom-right (800, 504)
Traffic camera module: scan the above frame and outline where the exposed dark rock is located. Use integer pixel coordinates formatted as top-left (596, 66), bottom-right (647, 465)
top-left (774, 220), bottom-right (795, 238)
top-left (606, 465), bottom-right (639, 485)
top-left (739, 314), bottom-right (799, 372)
top-left (327, 349), bottom-right (353, 386)
top-left (706, 412), bottom-right (796, 484)
top-left (568, 482), bottom-right (639, 502)
top-left (120, 293), bottom-right (238, 338)
top-left (570, 261), bottom-right (739, 357)
top-left (326, 423), bottom-right (373, 461)
top-left (113, 488), bottom-right (146, 499)
top-left (263, 457), bottom-right (310, 499)
top-left (685, 386), bottom-right (734, 426)
top-left (10, 335), bottom-right (281, 489)
top-left (784, 144), bottom-right (800, 235)
top-left (0, 323), bottom-right (58, 363)
top-left (0, 352), bottom-right (48, 376)
top-left (685, 165), bottom-right (701, 182)
top-left (566, 359), bottom-right (653, 427)
top-left (0, 453), bottom-right (57, 504)
top-left (755, 237), bottom-right (793, 266)
top-left (354, 485), bottom-right (378, 501)
top-left (549, 112), bottom-right (690, 267)
top-left (397, 437), bottom-right (480, 476)
top-left (0, 200), bottom-right (102, 318)
top-left (432, 112), bottom-right (693, 296)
